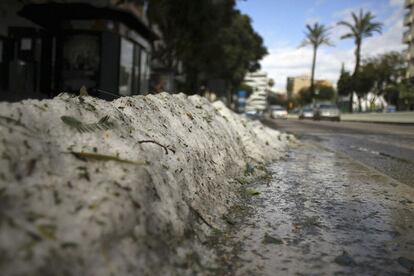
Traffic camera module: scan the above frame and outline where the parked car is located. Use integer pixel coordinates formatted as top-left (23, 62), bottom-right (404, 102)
top-left (299, 107), bottom-right (314, 120)
top-left (269, 105), bottom-right (288, 119)
top-left (313, 103), bottom-right (341, 121)
top-left (245, 110), bottom-right (264, 120)
top-left (290, 107), bottom-right (301, 114)
top-left (386, 105), bottom-right (396, 113)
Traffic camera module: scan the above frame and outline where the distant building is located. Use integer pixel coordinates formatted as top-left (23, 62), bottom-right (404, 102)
top-left (243, 71), bottom-right (272, 112)
top-left (286, 75), bottom-right (333, 99)
top-left (404, 0), bottom-right (414, 78)
top-left (286, 75), bottom-right (310, 99)
top-left (0, 0), bottom-right (157, 102)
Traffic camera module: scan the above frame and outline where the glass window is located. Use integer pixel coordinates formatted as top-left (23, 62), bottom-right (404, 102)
top-left (62, 34), bottom-right (100, 91)
top-left (119, 38), bottom-right (134, 96)
top-left (140, 49), bottom-right (150, 94)
top-left (132, 44), bottom-right (141, 94)
top-left (0, 40), bottom-right (3, 63)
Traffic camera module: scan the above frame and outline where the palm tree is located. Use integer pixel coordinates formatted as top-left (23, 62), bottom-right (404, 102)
top-left (338, 9), bottom-right (382, 112)
top-left (300, 23), bottom-right (333, 101)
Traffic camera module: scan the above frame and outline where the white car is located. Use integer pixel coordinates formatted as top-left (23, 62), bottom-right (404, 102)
top-left (270, 105), bottom-right (288, 119)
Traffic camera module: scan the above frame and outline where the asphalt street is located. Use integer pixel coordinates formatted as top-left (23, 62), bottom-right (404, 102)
top-left (211, 120), bottom-right (414, 275)
top-left (212, 143), bottom-right (414, 275)
top-left (263, 118), bottom-right (414, 187)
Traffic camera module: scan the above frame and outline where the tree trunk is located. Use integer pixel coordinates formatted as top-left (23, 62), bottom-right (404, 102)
top-left (310, 45), bottom-right (318, 103)
top-left (353, 41), bottom-right (361, 77)
top-left (349, 39), bottom-right (361, 113)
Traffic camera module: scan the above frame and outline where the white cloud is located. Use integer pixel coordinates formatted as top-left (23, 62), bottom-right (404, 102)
top-left (261, 0), bottom-right (405, 91)
top-left (262, 47), bottom-right (353, 91)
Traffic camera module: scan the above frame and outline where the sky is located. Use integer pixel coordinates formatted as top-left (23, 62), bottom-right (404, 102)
top-left (237, 0), bottom-right (406, 92)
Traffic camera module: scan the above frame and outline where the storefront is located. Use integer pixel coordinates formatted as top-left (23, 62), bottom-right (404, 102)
top-left (0, 2), bottom-right (156, 101)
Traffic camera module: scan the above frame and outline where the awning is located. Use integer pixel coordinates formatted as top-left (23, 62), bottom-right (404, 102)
top-left (18, 2), bottom-right (158, 41)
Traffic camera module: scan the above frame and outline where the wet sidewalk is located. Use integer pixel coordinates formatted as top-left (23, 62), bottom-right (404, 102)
top-left (212, 143), bottom-right (414, 275)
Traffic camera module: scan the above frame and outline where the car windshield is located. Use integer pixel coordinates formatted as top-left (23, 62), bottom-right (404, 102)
top-left (303, 108), bottom-right (313, 112)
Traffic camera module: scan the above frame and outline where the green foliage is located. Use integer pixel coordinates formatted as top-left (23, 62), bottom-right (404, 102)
top-left (358, 51), bottom-right (406, 103)
top-left (212, 12), bottom-right (268, 87)
top-left (353, 69), bottom-right (374, 98)
top-left (246, 189), bottom-right (260, 196)
top-left (297, 84), bottom-right (335, 105)
top-left (238, 83), bottom-right (253, 97)
top-left (316, 85), bottom-right (336, 100)
top-left (148, 0), bottom-right (267, 93)
top-left (297, 87), bottom-right (313, 105)
top-left (337, 66), bottom-right (353, 96)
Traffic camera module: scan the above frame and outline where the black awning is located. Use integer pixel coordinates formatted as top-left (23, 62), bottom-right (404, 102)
top-left (18, 3), bottom-right (158, 41)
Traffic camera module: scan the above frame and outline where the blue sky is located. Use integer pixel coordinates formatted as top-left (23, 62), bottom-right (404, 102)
top-left (237, 0), bottom-right (406, 91)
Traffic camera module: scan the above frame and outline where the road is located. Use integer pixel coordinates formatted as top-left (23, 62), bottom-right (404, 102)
top-left (263, 119), bottom-right (414, 187)
top-left (208, 119), bottom-right (414, 275)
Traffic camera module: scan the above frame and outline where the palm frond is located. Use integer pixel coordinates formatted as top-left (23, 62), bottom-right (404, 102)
top-left (298, 39), bottom-right (311, 48)
top-left (338, 9), bottom-right (382, 41)
top-left (301, 22), bottom-right (332, 48)
top-left (340, 33), bottom-right (354, 39)
top-left (61, 115), bottom-right (114, 133)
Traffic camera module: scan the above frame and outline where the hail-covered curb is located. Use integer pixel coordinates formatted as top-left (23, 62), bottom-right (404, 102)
top-left (0, 92), bottom-right (294, 275)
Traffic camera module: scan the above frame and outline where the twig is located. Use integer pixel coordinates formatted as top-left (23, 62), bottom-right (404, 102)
top-left (189, 206), bottom-right (214, 229)
top-left (138, 140), bottom-right (175, 154)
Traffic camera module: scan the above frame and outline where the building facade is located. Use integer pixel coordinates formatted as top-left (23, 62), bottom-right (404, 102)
top-left (286, 75), bottom-right (333, 99)
top-left (404, 0), bottom-right (414, 79)
top-left (0, 0), bottom-right (156, 102)
top-left (243, 71), bottom-right (272, 113)
top-left (286, 75), bottom-right (310, 99)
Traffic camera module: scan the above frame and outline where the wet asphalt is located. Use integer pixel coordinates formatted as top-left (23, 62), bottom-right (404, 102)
top-left (263, 119), bottom-right (414, 187)
top-left (210, 119), bottom-right (414, 276)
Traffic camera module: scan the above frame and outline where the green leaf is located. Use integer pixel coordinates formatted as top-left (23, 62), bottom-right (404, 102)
top-left (60, 115), bottom-right (114, 133)
top-left (37, 224), bottom-right (56, 240)
top-left (246, 189), bottom-right (260, 196)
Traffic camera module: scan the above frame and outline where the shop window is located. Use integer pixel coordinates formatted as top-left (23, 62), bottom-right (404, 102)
top-left (119, 38), bottom-right (134, 96)
top-left (132, 44), bottom-right (141, 94)
top-left (62, 34), bottom-right (100, 92)
top-left (0, 40), bottom-right (3, 63)
top-left (140, 49), bottom-right (150, 94)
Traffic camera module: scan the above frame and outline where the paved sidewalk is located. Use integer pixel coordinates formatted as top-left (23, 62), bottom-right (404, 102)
top-left (341, 112), bottom-right (414, 124)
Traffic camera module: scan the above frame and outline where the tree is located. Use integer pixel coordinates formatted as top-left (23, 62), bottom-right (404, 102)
top-left (362, 51), bottom-right (408, 109)
top-left (147, 0), bottom-right (266, 96)
top-left (297, 87), bottom-right (312, 106)
top-left (353, 67), bottom-right (375, 111)
top-left (337, 64), bottom-right (353, 97)
top-left (315, 85), bottom-right (336, 101)
top-left (338, 9), bottom-right (382, 112)
top-left (300, 22), bottom-right (333, 100)
top-left (212, 11), bottom-right (268, 96)
top-left (297, 83), bottom-right (335, 105)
